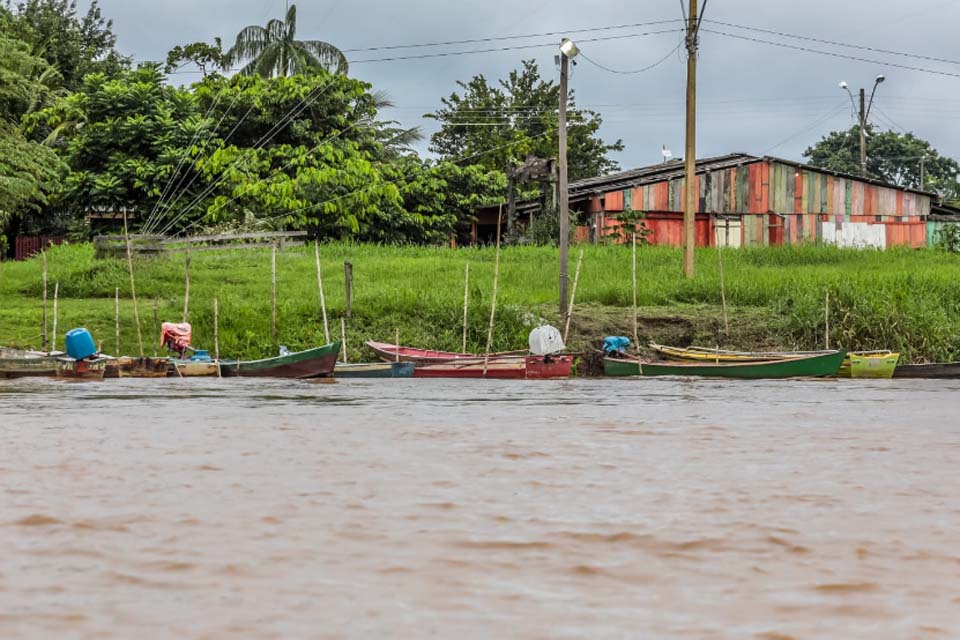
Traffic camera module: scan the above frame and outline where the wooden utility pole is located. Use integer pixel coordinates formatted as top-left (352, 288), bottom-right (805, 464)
top-left (343, 261), bottom-right (353, 319)
top-left (858, 88), bottom-right (867, 177)
top-left (122, 211), bottom-right (144, 357)
top-left (41, 251), bottom-right (48, 350)
top-left (182, 243), bottom-right (191, 323)
top-left (271, 245), bottom-right (277, 345)
top-left (558, 41), bottom-right (571, 315)
top-left (683, 0), bottom-right (701, 279)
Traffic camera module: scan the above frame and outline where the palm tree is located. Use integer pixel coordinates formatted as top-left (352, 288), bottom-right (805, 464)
top-left (224, 4), bottom-right (347, 78)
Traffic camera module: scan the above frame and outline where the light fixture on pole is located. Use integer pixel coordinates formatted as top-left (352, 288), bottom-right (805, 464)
top-left (557, 38), bottom-right (578, 316)
top-left (839, 75), bottom-right (887, 176)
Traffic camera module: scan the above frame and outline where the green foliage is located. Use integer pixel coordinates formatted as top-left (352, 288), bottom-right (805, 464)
top-left (427, 60), bottom-right (624, 181)
top-left (165, 39), bottom-right (224, 77)
top-left (223, 3), bottom-right (346, 78)
top-left (1, 0), bottom-right (129, 91)
top-left (934, 224), bottom-right (960, 253)
top-left (606, 207), bottom-right (651, 245)
top-left (804, 125), bottom-right (960, 195)
top-left (522, 202), bottom-right (578, 246)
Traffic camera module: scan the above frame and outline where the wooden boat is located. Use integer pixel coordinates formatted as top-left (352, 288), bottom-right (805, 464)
top-left (838, 351), bottom-right (899, 378)
top-left (604, 350), bottom-right (846, 379)
top-left (893, 362), bottom-right (960, 379)
top-left (335, 362), bottom-right (415, 378)
top-left (168, 359), bottom-right (220, 377)
top-left (55, 357), bottom-right (108, 380)
top-left (366, 340), bottom-right (520, 364)
top-left (219, 342), bottom-right (340, 378)
top-left (650, 343), bottom-right (830, 363)
top-left (104, 356), bottom-right (170, 378)
top-left (414, 354), bottom-right (574, 379)
top-left (0, 349), bottom-right (60, 378)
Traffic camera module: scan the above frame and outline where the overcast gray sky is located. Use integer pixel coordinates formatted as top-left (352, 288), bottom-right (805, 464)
top-left (94, 0), bottom-right (960, 171)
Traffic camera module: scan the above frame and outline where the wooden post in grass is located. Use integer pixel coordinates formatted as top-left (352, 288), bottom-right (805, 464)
top-left (271, 245), bottom-right (277, 345)
top-left (122, 211), bottom-right (144, 357)
top-left (344, 261), bottom-right (353, 319)
top-left (340, 317), bottom-right (347, 363)
top-left (182, 243), bottom-right (190, 323)
top-left (114, 287), bottom-right (120, 355)
top-left (51, 282), bottom-right (59, 353)
top-left (483, 204), bottom-right (503, 377)
top-left (564, 249), bottom-right (584, 344)
top-left (631, 233), bottom-right (639, 351)
top-left (825, 290), bottom-right (831, 350)
top-left (315, 241), bottom-right (330, 343)
top-left (462, 262), bottom-right (470, 353)
top-left (395, 328), bottom-right (400, 362)
top-left (41, 251), bottom-right (47, 351)
top-left (716, 231), bottom-right (729, 334)
top-left (153, 300), bottom-right (159, 357)
top-left (214, 297), bottom-right (221, 378)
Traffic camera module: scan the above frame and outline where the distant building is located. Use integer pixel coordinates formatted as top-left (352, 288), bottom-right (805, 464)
top-left (474, 153), bottom-right (935, 249)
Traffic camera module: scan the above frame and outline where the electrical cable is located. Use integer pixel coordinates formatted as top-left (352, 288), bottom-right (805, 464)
top-left (578, 42), bottom-right (681, 74)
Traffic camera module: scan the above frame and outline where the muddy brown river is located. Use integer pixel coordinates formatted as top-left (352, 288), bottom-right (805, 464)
top-left (1, 377), bottom-right (958, 638)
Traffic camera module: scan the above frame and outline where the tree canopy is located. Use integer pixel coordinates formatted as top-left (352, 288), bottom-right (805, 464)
top-left (426, 60), bottom-right (624, 181)
top-left (804, 125), bottom-right (960, 197)
top-left (223, 3), bottom-right (347, 78)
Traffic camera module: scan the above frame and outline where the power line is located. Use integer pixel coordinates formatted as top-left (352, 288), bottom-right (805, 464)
top-left (701, 29), bottom-right (960, 79)
top-left (578, 42), bottom-right (682, 74)
top-left (703, 19), bottom-right (960, 67)
top-left (761, 101), bottom-right (847, 154)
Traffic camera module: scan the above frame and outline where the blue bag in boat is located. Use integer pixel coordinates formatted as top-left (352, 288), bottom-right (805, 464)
top-left (603, 336), bottom-right (631, 355)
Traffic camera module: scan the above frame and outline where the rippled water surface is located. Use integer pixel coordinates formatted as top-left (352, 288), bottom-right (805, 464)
top-left (2, 377), bottom-right (959, 639)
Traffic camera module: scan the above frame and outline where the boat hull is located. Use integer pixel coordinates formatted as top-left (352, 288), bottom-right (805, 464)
top-left (335, 362), bottom-right (415, 378)
top-left (414, 355), bottom-right (573, 379)
top-left (220, 342), bottom-right (340, 379)
top-left (365, 340), bottom-right (518, 364)
top-left (651, 343), bottom-right (832, 363)
top-left (893, 362), bottom-right (960, 379)
top-left (104, 357), bottom-right (170, 378)
top-left (168, 360), bottom-right (220, 377)
top-left (0, 350), bottom-right (59, 378)
top-left (604, 351), bottom-right (846, 379)
top-left (55, 357), bottom-right (108, 380)
top-left (838, 352), bottom-right (899, 378)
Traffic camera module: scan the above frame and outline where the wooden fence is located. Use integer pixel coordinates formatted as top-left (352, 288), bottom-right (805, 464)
top-left (93, 231), bottom-right (308, 259)
top-left (13, 236), bottom-right (66, 261)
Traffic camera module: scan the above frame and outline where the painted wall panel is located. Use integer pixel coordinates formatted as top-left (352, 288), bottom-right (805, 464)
top-left (821, 222), bottom-right (886, 248)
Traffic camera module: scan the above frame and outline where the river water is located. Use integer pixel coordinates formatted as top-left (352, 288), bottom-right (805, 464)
top-left (1, 377), bottom-right (958, 639)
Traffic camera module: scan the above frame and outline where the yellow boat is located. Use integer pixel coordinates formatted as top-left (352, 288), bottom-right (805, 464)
top-left (837, 351), bottom-right (899, 379)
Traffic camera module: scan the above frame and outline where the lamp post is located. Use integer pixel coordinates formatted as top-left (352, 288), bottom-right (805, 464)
top-left (558, 38), bottom-right (579, 316)
top-left (839, 75), bottom-right (885, 177)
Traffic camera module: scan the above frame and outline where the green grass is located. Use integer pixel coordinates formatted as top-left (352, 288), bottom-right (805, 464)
top-left (1, 242), bottom-right (959, 364)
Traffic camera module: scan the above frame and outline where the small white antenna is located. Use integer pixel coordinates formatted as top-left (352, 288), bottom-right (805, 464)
top-left (661, 145), bottom-right (674, 162)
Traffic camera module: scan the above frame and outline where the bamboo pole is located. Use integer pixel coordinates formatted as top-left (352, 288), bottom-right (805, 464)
top-left (182, 243), bottom-right (190, 323)
top-left (483, 204), bottom-right (503, 377)
top-left (315, 241), bottom-right (330, 344)
top-left (271, 245), bottom-right (277, 345)
top-left (41, 251), bottom-right (47, 351)
top-left (340, 317), bottom-right (347, 363)
top-left (564, 249), bottom-right (584, 344)
top-left (825, 290), bottom-right (831, 350)
top-left (214, 297), bottom-right (221, 378)
top-left (152, 300), bottom-right (158, 357)
top-left (716, 230), bottom-right (729, 334)
top-left (395, 328), bottom-right (400, 363)
top-left (631, 233), bottom-right (639, 350)
top-left (462, 262), bottom-right (470, 353)
top-left (114, 287), bottom-right (120, 355)
top-left (122, 211), bottom-right (144, 357)
top-left (51, 282), bottom-right (59, 353)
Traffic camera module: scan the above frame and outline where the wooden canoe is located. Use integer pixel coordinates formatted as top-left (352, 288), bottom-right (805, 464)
top-left (414, 355), bottom-right (573, 379)
top-left (893, 362), bottom-right (960, 379)
top-left (104, 356), bottom-right (170, 378)
top-left (366, 341), bottom-right (521, 364)
top-left (838, 351), bottom-right (899, 378)
top-left (604, 350), bottom-right (846, 379)
top-left (219, 342), bottom-right (340, 379)
top-left (335, 362), bottom-right (415, 378)
top-left (650, 343), bottom-right (831, 363)
top-left (55, 357), bottom-right (108, 380)
top-left (168, 359), bottom-right (220, 377)
top-left (0, 349), bottom-right (59, 378)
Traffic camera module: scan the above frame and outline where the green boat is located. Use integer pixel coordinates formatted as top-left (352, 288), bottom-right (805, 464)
top-left (604, 350), bottom-right (846, 379)
top-left (219, 342), bottom-right (340, 378)
top-left (334, 361), bottom-right (415, 378)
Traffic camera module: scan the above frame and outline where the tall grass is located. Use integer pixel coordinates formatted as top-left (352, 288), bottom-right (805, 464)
top-left (1, 242), bottom-right (958, 362)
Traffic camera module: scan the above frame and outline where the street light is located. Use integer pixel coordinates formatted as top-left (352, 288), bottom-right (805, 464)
top-left (838, 75), bottom-right (887, 176)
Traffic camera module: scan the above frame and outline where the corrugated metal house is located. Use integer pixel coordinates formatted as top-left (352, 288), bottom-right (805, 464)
top-left (476, 153), bottom-right (935, 249)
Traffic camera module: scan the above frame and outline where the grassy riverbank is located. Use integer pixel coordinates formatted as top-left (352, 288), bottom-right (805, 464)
top-left (1, 242), bottom-right (959, 364)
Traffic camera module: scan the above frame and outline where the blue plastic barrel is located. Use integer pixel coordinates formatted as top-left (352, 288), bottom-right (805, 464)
top-left (65, 328), bottom-right (96, 360)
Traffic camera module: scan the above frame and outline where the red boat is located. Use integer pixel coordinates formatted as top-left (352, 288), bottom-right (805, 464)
top-left (366, 341), bottom-right (572, 379)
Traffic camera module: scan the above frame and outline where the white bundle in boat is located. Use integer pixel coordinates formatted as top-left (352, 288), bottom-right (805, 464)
top-left (528, 325), bottom-right (565, 356)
